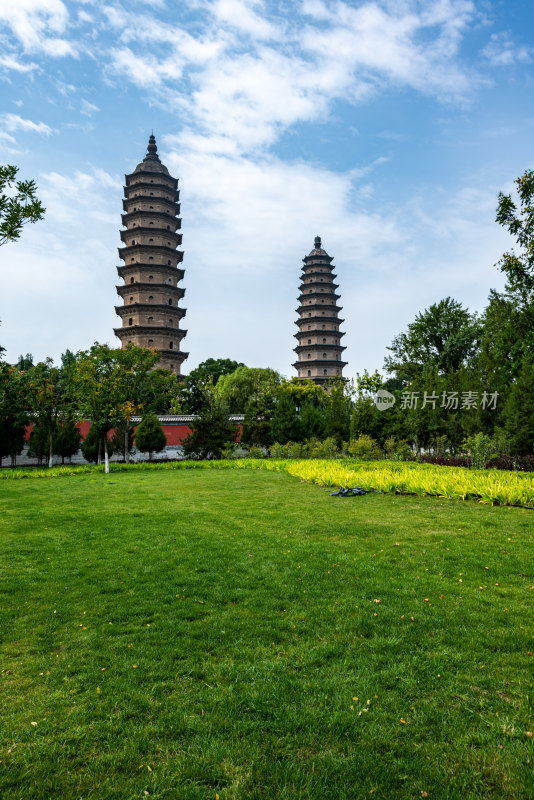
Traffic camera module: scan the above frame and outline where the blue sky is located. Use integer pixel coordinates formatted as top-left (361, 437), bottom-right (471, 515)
top-left (1, 0), bottom-right (533, 379)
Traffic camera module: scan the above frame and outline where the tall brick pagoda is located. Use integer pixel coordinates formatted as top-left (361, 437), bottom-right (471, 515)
top-left (114, 134), bottom-right (188, 374)
top-left (293, 236), bottom-right (347, 385)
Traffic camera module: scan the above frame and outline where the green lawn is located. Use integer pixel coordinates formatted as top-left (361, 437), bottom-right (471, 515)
top-left (1, 468), bottom-right (532, 799)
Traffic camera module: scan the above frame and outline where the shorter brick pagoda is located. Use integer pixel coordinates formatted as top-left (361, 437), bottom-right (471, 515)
top-left (293, 236), bottom-right (347, 385)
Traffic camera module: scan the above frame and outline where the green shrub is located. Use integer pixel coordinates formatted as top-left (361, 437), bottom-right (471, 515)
top-left (134, 412), bottom-right (167, 460)
top-left (384, 436), bottom-right (411, 461)
top-left (345, 435), bottom-right (383, 460)
top-left (245, 445), bottom-right (267, 459)
top-left (463, 432), bottom-right (497, 470)
top-left (307, 436), bottom-right (339, 459)
top-left (81, 425), bottom-right (114, 464)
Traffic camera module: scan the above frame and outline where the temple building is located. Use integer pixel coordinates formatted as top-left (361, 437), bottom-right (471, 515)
top-left (293, 236), bottom-right (347, 385)
top-left (114, 135), bottom-right (188, 374)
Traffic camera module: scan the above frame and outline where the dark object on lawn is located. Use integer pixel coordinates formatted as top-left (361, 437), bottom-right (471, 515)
top-left (329, 486), bottom-right (373, 496)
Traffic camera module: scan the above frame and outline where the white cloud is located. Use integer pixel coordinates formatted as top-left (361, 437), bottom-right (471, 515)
top-left (80, 98), bottom-right (99, 116)
top-left (0, 113), bottom-right (53, 137)
top-left (211, 0), bottom-right (278, 39)
top-left (0, 0), bottom-right (76, 57)
top-left (109, 47), bottom-right (183, 88)
top-left (98, 0), bottom-right (480, 158)
top-left (0, 54), bottom-right (39, 72)
top-left (482, 32), bottom-right (532, 67)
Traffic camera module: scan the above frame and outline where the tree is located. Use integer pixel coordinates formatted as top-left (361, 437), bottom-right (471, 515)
top-left (183, 386), bottom-right (238, 459)
top-left (241, 389), bottom-right (276, 447)
top-left (54, 418), bottom-right (81, 463)
top-left (384, 297), bottom-right (481, 383)
top-left (112, 345), bottom-right (163, 463)
top-left (16, 353), bottom-right (33, 371)
top-left (214, 366), bottom-right (281, 413)
top-left (299, 400), bottom-right (325, 440)
top-left (324, 379), bottom-right (351, 446)
top-left (496, 169), bottom-right (534, 298)
top-left (28, 359), bottom-right (76, 468)
top-left (27, 421), bottom-right (49, 464)
top-left (270, 389), bottom-right (302, 444)
top-left (275, 377), bottom-right (327, 409)
top-left (111, 422), bottom-right (134, 460)
top-left (184, 358), bottom-right (244, 414)
top-left (134, 412), bottom-right (167, 461)
top-left (0, 363), bottom-right (30, 466)
top-left (0, 165), bottom-right (45, 246)
top-left (503, 356), bottom-right (534, 454)
top-left (81, 424), bottom-right (114, 464)
top-left (75, 344), bottom-right (129, 473)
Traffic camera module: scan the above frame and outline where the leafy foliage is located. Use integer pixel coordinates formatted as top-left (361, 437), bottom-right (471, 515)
top-left (384, 297), bottom-right (481, 383)
top-left (0, 165), bottom-right (45, 246)
top-left (183, 387), bottom-right (238, 459)
top-left (134, 412), bottom-right (167, 460)
top-left (184, 358), bottom-right (244, 413)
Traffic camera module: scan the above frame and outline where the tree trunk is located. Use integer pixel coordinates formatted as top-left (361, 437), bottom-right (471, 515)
top-left (97, 434), bottom-right (102, 465)
top-left (48, 429), bottom-right (53, 469)
top-left (125, 421), bottom-right (130, 464)
top-left (104, 436), bottom-right (110, 474)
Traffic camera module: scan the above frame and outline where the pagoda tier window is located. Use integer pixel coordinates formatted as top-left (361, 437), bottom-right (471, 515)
top-left (307, 353), bottom-right (311, 359)
top-left (308, 370), bottom-right (311, 377)
top-left (148, 316), bottom-right (153, 323)
top-left (148, 295), bottom-right (153, 301)
top-left (149, 275), bottom-right (153, 281)
top-left (308, 339), bottom-right (311, 344)
top-left (168, 298), bottom-right (172, 305)
top-left (167, 260), bottom-right (171, 265)
top-left (129, 297), bottom-right (133, 303)
top-left (130, 277), bottom-right (134, 284)
top-left (169, 342), bottom-right (173, 349)
top-left (323, 370), bottom-right (327, 375)
top-left (323, 338), bottom-right (326, 343)
top-left (128, 318), bottom-right (132, 326)
top-left (323, 353), bottom-right (326, 358)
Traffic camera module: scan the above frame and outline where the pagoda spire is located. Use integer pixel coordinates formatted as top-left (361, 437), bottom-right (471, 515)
top-left (113, 137), bottom-right (188, 375)
top-left (293, 236), bottom-right (347, 386)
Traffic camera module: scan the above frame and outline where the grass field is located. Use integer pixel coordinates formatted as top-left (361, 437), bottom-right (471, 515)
top-left (1, 468), bottom-right (533, 799)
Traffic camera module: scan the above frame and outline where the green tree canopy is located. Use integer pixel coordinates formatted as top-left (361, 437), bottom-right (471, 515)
top-left (184, 358), bottom-right (244, 414)
top-left (134, 412), bottom-right (167, 461)
top-left (496, 169), bottom-right (534, 299)
top-left (384, 297), bottom-right (481, 383)
top-left (0, 165), bottom-right (45, 246)
top-left (183, 385), bottom-right (238, 459)
top-left (214, 366), bottom-right (282, 414)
